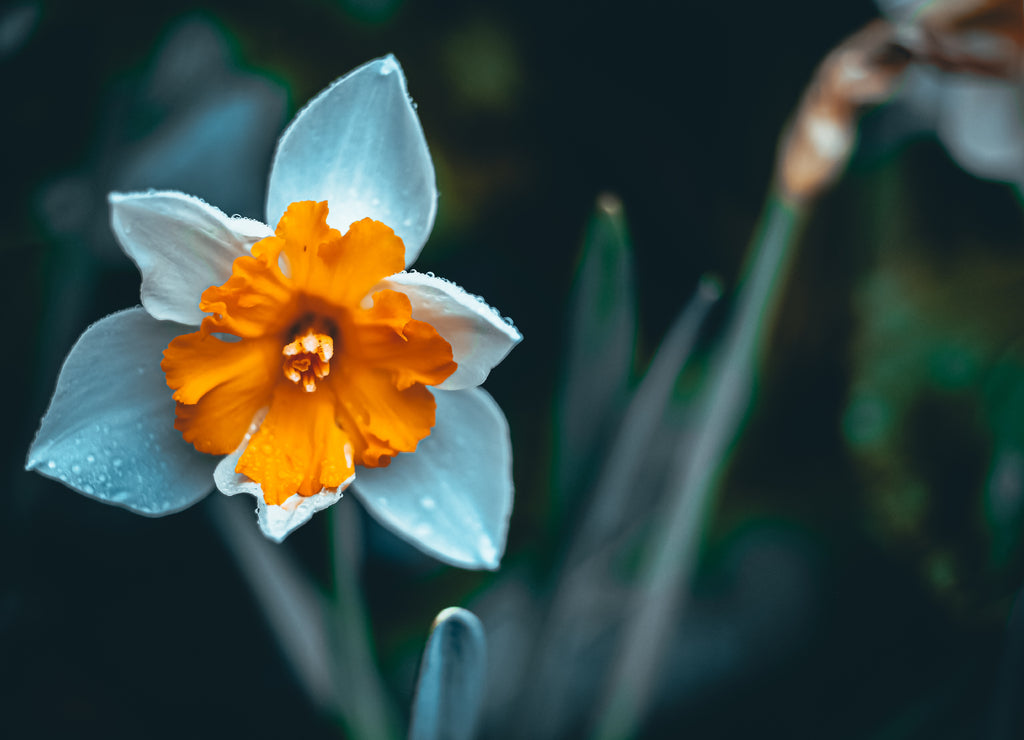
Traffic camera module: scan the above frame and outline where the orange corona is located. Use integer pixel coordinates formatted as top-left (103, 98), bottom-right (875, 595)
top-left (161, 201), bottom-right (457, 505)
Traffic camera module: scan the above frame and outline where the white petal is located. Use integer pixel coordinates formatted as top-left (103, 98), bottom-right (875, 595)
top-left (213, 411), bottom-right (353, 542)
top-left (376, 271), bottom-right (521, 390)
top-left (109, 190), bottom-right (273, 325)
top-left (257, 490), bottom-right (347, 542)
top-left (353, 388), bottom-right (514, 570)
top-left (937, 76), bottom-right (1024, 185)
top-left (26, 308), bottom-right (217, 515)
top-left (265, 55), bottom-right (437, 266)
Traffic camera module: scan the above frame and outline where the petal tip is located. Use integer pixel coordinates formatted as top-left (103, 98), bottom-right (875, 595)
top-left (378, 54), bottom-right (401, 76)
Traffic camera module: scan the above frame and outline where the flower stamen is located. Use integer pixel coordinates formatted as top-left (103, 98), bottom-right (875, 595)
top-left (282, 328), bottom-right (334, 392)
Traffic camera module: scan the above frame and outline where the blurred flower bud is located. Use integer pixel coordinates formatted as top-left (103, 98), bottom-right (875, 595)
top-left (778, 20), bottom-right (911, 203)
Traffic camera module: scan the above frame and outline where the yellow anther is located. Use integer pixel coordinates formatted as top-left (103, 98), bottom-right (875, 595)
top-left (282, 329), bottom-right (334, 392)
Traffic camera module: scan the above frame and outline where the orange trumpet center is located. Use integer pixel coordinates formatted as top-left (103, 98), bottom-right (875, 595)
top-left (161, 201), bottom-right (457, 505)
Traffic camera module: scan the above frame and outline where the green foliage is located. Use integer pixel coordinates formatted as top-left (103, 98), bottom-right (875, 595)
top-left (844, 166), bottom-right (1024, 610)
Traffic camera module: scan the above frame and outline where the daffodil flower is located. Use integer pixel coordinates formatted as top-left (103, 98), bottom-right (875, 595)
top-left (27, 56), bottom-right (520, 569)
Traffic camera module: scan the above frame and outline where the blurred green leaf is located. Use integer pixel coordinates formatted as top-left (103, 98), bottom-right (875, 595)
top-left (596, 194), bottom-right (805, 739)
top-left (523, 276), bottom-right (720, 739)
top-left (555, 193), bottom-right (637, 513)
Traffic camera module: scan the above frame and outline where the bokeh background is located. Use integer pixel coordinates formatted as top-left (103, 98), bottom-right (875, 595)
top-left (3, 0), bottom-right (1023, 737)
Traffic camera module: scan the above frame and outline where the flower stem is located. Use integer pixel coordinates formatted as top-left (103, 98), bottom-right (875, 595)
top-left (327, 502), bottom-right (402, 740)
top-left (210, 495), bottom-right (400, 739)
top-left (592, 192), bottom-right (807, 739)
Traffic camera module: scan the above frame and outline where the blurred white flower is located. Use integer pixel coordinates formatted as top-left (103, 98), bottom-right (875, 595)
top-left (878, 0), bottom-right (1024, 187)
top-left (27, 56), bottom-right (520, 569)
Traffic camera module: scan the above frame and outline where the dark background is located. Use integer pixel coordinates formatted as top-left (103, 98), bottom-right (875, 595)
top-left (3, 0), bottom-right (1023, 737)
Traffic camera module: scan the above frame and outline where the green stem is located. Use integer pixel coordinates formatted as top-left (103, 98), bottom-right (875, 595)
top-left (210, 495), bottom-right (401, 740)
top-left (592, 192), bottom-right (807, 740)
top-left (328, 502), bottom-right (402, 740)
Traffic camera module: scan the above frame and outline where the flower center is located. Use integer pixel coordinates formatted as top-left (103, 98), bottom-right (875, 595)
top-left (163, 201), bottom-right (458, 505)
top-left (282, 326), bottom-right (334, 392)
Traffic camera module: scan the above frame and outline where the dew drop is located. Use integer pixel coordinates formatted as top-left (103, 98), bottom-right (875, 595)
top-left (414, 523), bottom-right (433, 538)
top-left (425, 271), bottom-right (435, 278)
top-left (71, 464), bottom-right (81, 474)
top-left (420, 496), bottom-right (436, 510)
top-left (86, 454), bottom-right (95, 463)
top-left (46, 460), bottom-right (56, 470)
top-left (83, 485), bottom-right (95, 495)
top-left (113, 458), bottom-right (123, 468)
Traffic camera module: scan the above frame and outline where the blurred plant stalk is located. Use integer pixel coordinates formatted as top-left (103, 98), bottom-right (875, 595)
top-left (592, 16), bottom-right (921, 737)
top-left (211, 496), bottom-right (401, 739)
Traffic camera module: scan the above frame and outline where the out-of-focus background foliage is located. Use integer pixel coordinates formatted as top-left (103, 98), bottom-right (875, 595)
top-left (3, 0), bottom-right (1023, 737)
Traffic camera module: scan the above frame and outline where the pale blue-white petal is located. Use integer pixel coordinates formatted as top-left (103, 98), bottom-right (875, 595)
top-left (936, 76), bottom-right (1024, 185)
top-left (353, 388), bottom-right (513, 570)
top-left (213, 411), bottom-right (353, 542)
top-left (375, 272), bottom-right (521, 390)
top-left (409, 607), bottom-right (488, 740)
top-left (265, 55), bottom-right (437, 266)
top-left (26, 307), bottom-right (217, 515)
top-left (109, 190), bottom-right (272, 326)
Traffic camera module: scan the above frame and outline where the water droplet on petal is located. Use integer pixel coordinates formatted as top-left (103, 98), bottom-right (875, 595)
top-left (83, 485), bottom-right (95, 495)
top-left (71, 464), bottom-right (81, 474)
top-left (415, 523), bottom-right (433, 538)
top-left (113, 458), bottom-right (123, 468)
top-left (420, 496), bottom-right (436, 510)
top-left (86, 455), bottom-right (95, 463)
top-left (46, 460), bottom-right (56, 470)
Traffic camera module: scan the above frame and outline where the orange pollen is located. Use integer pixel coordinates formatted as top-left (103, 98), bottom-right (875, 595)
top-left (282, 328), bottom-right (334, 392)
